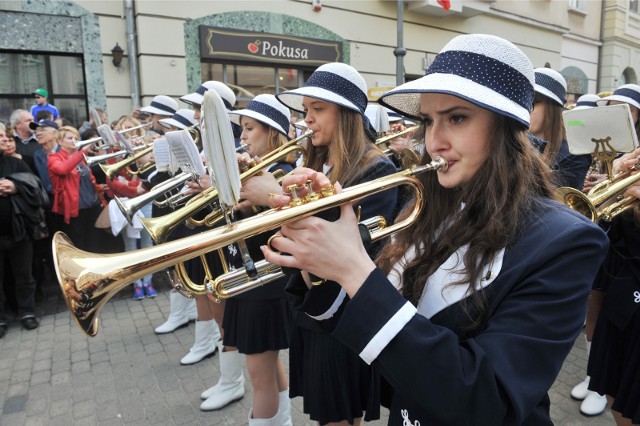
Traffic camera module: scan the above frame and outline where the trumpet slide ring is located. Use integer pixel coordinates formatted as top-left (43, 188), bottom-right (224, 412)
top-left (266, 231), bottom-right (283, 252)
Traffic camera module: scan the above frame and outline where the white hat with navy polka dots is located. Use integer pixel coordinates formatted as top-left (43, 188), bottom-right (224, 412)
top-left (229, 94), bottom-right (291, 138)
top-left (276, 62), bottom-right (368, 117)
top-left (572, 94), bottom-right (600, 111)
top-left (379, 34), bottom-right (535, 128)
top-left (596, 84), bottom-right (640, 110)
top-left (181, 81), bottom-right (236, 110)
top-left (534, 68), bottom-right (567, 107)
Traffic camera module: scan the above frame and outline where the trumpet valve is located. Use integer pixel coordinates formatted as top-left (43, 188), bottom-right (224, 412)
top-left (320, 184), bottom-right (335, 198)
top-left (287, 184), bottom-right (305, 207)
top-left (305, 180), bottom-right (321, 203)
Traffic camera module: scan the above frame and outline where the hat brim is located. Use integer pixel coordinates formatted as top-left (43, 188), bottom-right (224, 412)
top-left (29, 122), bottom-right (56, 130)
top-left (379, 73), bottom-right (530, 128)
top-left (534, 85), bottom-right (563, 107)
top-left (596, 94), bottom-right (640, 110)
top-left (159, 117), bottom-right (190, 130)
top-left (277, 86), bottom-right (362, 115)
top-left (140, 105), bottom-right (174, 116)
top-left (180, 93), bottom-right (203, 107)
top-left (228, 110), bottom-right (288, 137)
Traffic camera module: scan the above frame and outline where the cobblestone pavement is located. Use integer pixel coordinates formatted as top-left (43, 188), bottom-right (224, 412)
top-left (0, 272), bottom-right (615, 425)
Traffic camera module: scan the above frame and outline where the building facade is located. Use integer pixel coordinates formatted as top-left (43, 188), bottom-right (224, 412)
top-left (0, 0), bottom-right (633, 124)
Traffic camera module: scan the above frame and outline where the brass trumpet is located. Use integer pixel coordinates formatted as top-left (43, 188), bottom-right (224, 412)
top-left (100, 145), bottom-right (154, 180)
top-left (74, 122), bottom-right (151, 150)
top-left (141, 130), bottom-right (312, 244)
top-left (54, 157), bottom-right (447, 336)
top-left (374, 124), bottom-right (421, 146)
top-left (115, 172), bottom-right (195, 224)
top-left (557, 162), bottom-right (640, 222)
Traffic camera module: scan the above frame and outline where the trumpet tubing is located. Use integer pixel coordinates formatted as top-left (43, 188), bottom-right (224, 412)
top-left (374, 124), bottom-right (421, 146)
top-left (100, 145), bottom-right (154, 180)
top-left (55, 157), bottom-right (446, 335)
top-left (115, 172), bottom-right (193, 224)
top-left (557, 163), bottom-right (640, 221)
top-left (141, 131), bottom-right (311, 243)
top-left (211, 215), bottom-right (389, 299)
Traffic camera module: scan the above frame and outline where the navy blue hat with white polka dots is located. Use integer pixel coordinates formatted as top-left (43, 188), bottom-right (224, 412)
top-left (596, 84), bottom-right (640, 110)
top-left (379, 34), bottom-right (535, 128)
top-left (276, 62), bottom-right (368, 117)
top-left (229, 94), bottom-right (291, 139)
top-left (534, 68), bottom-right (567, 107)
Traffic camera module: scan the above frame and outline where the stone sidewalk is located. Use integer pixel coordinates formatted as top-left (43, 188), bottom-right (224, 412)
top-left (0, 273), bottom-right (615, 425)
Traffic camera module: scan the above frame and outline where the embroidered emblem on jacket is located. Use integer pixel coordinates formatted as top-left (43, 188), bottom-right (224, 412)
top-left (401, 409), bottom-right (420, 426)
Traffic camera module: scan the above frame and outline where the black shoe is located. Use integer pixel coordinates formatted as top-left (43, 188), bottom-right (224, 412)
top-left (0, 324), bottom-right (6, 339)
top-left (21, 317), bottom-right (39, 331)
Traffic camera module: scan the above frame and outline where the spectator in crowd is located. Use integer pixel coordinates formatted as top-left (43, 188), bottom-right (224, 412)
top-left (47, 125), bottom-right (103, 252)
top-left (31, 119), bottom-right (62, 289)
top-left (30, 88), bottom-right (59, 120)
top-left (0, 123), bottom-right (42, 338)
top-left (9, 109), bottom-right (38, 171)
top-left (2, 132), bottom-right (22, 160)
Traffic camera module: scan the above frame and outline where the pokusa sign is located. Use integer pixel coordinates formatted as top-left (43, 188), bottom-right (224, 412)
top-left (199, 27), bottom-right (342, 66)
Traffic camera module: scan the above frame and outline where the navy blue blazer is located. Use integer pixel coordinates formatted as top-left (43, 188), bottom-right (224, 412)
top-left (324, 199), bottom-right (608, 425)
top-left (554, 139), bottom-right (591, 190)
top-left (285, 155), bottom-right (399, 331)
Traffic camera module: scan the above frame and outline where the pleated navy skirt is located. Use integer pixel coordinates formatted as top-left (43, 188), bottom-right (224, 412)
top-left (288, 320), bottom-right (381, 425)
top-left (587, 248), bottom-right (640, 424)
top-left (222, 289), bottom-right (291, 354)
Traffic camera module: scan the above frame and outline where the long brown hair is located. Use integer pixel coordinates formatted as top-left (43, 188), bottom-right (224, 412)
top-left (264, 126), bottom-right (297, 164)
top-left (376, 115), bottom-right (554, 329)
top-left (304, 108), bottom-right (385, 186)
top-left (535, 94), bottom-right (565, 165)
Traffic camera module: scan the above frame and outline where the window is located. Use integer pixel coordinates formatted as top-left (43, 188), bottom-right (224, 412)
top-left (201, 62), bottom-right (311, 108)
top-left (569, 0), bottom-right (584, 10)
top-left (631, 0), bottom-right (639, 13)
top-left (0, 52), bottom-right (87, 125)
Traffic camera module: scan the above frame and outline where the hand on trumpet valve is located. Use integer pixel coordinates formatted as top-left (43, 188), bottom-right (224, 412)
top-left (267, 167), bottom-right (333, 209)
top-left (261, 181), bottom-right (375, 295)
top-left (388, 135), bottom-right (415, 155)
top-left (184, 174), bottom-right (208, 195)
top-left (387, 122), bottom-right (406, 135)
top-left (613, 147), bottom-right (640, 175)
top-left (237, 152), bottom-right (255, 172)
top-left (582, 173), bottom-right (606, 193)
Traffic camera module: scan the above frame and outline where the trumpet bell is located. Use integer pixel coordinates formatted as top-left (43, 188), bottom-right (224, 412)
top-left (54, 233), bottom-right (111, 336)
top-left (556, 187), bottom-right (596, 222)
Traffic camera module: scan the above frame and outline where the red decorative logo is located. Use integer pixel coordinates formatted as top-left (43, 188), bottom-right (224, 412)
top-left (247, 40), bottom-right (261, 54)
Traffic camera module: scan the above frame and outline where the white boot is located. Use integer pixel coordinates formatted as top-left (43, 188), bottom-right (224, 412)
top-left (571, 337), bottom-right (592, 400)
top-left (248, 408), bottom-right (279, 425)
top-left (200, 345), bottom-right (245, 411)
top-left (180, 320), bottom-right (220, 365)
top-left (580, 391), bottom-right (607, 416)
top-left (155, 291), bottom-right (197, 334)
top-left (276, 390), bottom-right (293, 426)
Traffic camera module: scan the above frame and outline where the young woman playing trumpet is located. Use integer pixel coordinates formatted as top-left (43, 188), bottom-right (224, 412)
top-left (263, 34), bottom-right (609, 425)
top-left (269, 62), bottom-right (399, 426)
top-left (586, 85), bottom-right (640, 425)
top-left (206, 94), bottom-right (297, 424)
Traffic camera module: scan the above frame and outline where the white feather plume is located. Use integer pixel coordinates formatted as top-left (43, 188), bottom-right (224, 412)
top-left (200, 90), bottom-right (241, 207)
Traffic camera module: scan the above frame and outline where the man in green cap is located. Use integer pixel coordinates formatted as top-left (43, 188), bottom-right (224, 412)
top-left (30, 88), bottom-right (59, 120)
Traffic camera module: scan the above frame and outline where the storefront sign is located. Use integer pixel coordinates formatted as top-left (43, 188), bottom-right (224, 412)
top-left (199, 26), bottom-right (342, 66)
